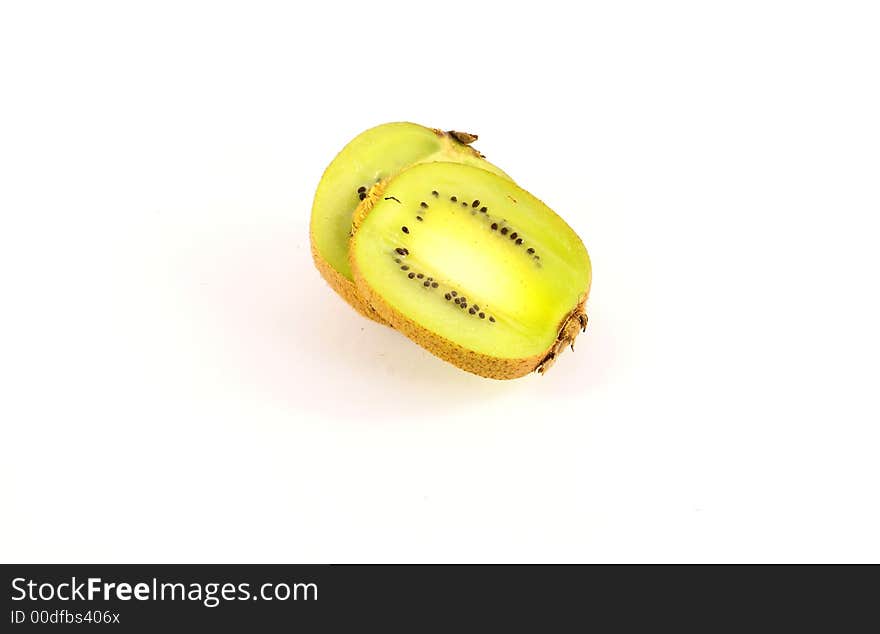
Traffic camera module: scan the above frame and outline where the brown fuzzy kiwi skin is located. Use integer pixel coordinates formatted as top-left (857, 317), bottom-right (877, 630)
top-left (310, 229), bottom-right (386, 324)
top-left (350, 183), bottom-right (590, 380)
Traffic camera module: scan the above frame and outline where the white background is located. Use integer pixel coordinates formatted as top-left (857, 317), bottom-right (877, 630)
top-left (1, 1), bottom-right (878, 563)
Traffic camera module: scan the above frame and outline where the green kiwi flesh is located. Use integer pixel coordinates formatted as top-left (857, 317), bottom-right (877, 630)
top-left (310, 122), bottom-right (508, 319)
top-left (350, 162), bottom-right (591, 378)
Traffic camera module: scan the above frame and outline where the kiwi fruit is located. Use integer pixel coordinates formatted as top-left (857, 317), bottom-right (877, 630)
top-left (310, 122), bottom-right (509, 321)
top-left (350, 162), bottom-right (591, 379)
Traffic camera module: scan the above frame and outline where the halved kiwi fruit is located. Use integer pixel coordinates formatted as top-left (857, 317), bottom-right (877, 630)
top-left (310, 122), bottom-right (509, 321)
top-left (350, 162), bottom-right (591, 379)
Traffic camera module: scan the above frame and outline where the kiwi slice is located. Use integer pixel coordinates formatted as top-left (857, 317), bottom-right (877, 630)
top-left (350, 162), bottom-right (591, 379)
top-left (310, 122), bottom-right (509, 321)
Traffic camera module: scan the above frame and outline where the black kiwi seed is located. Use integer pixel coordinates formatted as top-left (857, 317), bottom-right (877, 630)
top-left (461, 202), bottom-right (468, 207)
top-left (491, 223), bottom-right (498, 230)
top-left (357, 186), bottom-right (366, 193)
top-left (501, 227), bottom-right (509, 235)
top-left (394, 258), bottom-right (400, 263)
top-left (401, 265), bottom-right (409, 270)
top-left (417, 273), bottom-right (424, 279)
top-left (480, 206), bottom-right (487, 213)
top-left (396, 248), bottom-right (408, 255)
top-left (489, 316), bottom-right (495, 322)
top-left (451, 196), bottom-right (457, 202)
top-left (469, 307), bottom-right (476, 314)
top-left (359, 193), bottom-right (366, 200)
top-left (527, 248), bottom-right (535, 254)
top-left (451, 291), bottom-right (457, 297)
top-left (416, 215), bottom-right (423, 221)
top-left (479, 312), bottom-right (485, 319)
top-left (420, 201), bottom-right (428, 208)
top-left (445, 293), bottom-right (451, 300)
top-left (402, 226), bottom-right (409, 233)
top-left (472, 200), bottom-right (480, 207)
top-left (454, 298), bottom-right (460, 304)
top-left (510, 232), bottom-right (518, 239)
top-left (431, 190), bottom-right (439, 197)
top-left (423, 281), bottom-right (430, 287)
top-left (408, 272), bottom-right (415, 279)
top-left (431, 282), bottom-right (438, 288)
top-left (461, 302), bottom-right (467, 309)
top-left (427, 277), bottom-right (433, 281)
top-left (473, 305), bottom-right (480, 311)
top-left (515, 238), bottom-right (523, 245)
